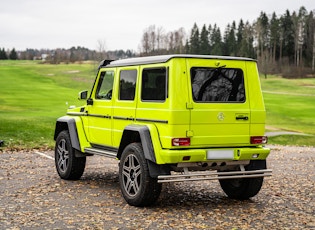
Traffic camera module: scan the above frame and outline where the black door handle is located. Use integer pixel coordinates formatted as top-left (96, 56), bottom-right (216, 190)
top-left (236, 116), bottom-right (248, 120)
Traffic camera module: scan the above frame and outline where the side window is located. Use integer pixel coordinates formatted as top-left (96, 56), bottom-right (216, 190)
top-left (191, 67), bottom-right (245, 103)
top-left (141, 68), bottom-right (167, 101)
top-left (119, 70), bottom-right (137, 100)
top-left (95, 71), bottom-right (114, 100)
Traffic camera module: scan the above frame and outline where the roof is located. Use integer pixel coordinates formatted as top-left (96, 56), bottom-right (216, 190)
top-left (105, 54), bottom-right (256, 68)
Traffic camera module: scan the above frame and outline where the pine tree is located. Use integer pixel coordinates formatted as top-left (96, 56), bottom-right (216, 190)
top-left (210, 24), bottom-right (223, 55)
top-left (256, 12), bottom-right (270, 60)
top-left (229, 21), bottom-right (237, 55)
top-left (270, 12), bottom-right (280, 63)
top-left (304, 10), bottom-right (315, 69)
top-left (236, 19), bottom-right (244, 56)
top-left (189, 23), bottom-right (200, 54)
top-left (184, 39), bottom-right (190, 54)
top-left (199, 24), bottom-right (210, 54)
top-left (0, 48), bottom-right (8, 60)
top-left (9, 48), bottom-right (18, 60)
top-left (238, 21), bottom-right (255, 58)
top-left (223, 22), bottom-right (237, 56)
top-left (280, 10), bottom-right (295, 64)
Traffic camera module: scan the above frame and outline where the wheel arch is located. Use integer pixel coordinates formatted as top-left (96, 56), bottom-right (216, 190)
top-left (117, 125), bottom-right (156, 162)
top-left (117, 124), bottom-right (171, 178)
top-left (54, 116), bottom-right (81, 152)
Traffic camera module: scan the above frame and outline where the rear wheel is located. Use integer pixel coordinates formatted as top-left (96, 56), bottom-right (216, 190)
top-left (219, 160), bottom-right (266, 200)
top-left (55, 130), bottom-right (86, 180)
top-left (119, 143), bottom-right (162, 207)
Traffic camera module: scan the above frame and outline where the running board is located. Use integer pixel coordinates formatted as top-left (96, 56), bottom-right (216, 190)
top-left (157, 169), bottom-right (272, 183)
top-left (84, 147), bottom-right (117, 159)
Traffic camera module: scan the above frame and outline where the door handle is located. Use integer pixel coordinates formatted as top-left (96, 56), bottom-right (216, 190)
top-left (236, 115), bottom-right (248, 120)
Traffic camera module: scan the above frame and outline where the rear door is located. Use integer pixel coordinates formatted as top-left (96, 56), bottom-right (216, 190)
top-left (187, 58), bottom-right (250, 147)
top-left (112, 68), bottom-right (138, 147)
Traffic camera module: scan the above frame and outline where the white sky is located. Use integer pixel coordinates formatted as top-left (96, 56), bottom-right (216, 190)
top-left (1, 0), bottom-right (314, 52)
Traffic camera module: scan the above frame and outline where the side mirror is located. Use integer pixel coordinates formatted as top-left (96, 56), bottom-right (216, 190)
top-left (78, 90), bottom-right (88, 100)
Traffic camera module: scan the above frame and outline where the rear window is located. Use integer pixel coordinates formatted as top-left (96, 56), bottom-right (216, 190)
top-left (191, 67), bottom-right (245, 103)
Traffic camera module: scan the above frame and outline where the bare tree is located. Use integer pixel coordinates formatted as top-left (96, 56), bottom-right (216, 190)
top-left (174, 28), bottom-right (186, 53)
top-left (141, 26), bottom-right (157, 54)
top-left (156, 26), bottom-right (165, 51)
top-left (141, 31), bottom-right (150, 54)
top-left (96, 39), bottom-right (107, 61)
top-left (148, 25), bottom-right (156, 53)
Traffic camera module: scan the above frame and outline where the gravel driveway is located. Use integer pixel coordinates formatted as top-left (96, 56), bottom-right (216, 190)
top-left (0, 145), bottom-right (314, 229)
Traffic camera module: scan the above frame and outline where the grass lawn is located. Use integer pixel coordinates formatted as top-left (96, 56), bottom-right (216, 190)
top-left (260, 75), bottom-right (315, 146)
top-left (0, 61), bottom-right (314, 149)
top-left (0, 60), bottom-right (96, 149)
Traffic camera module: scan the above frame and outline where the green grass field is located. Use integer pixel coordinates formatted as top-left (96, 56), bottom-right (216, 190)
top-left (0, 60), bottom-right (96, 149)
top-left (260, 75), bottom-right (315, 146)
top-left (0, 60), bottom-right (314, 149)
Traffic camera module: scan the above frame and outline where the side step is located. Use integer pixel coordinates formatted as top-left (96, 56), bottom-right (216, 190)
top-left (84, 147), bottom-right (117, 159)
top-left (157, 169), bottom-right (272, 183)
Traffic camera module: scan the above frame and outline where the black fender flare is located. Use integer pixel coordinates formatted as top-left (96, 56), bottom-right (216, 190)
top-left (117, 125), bottom-right (156, 162)
top-left (54, 116), bottom-right (81, 152)
top-left (117, 124), bottom-right (171, 178)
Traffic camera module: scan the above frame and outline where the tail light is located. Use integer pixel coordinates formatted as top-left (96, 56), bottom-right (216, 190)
top-left (172, 138), bottom-right (190, 146)
top-left (250, 136), bottom-right (268, 144)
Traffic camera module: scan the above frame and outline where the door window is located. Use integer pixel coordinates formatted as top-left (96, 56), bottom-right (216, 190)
top-left (95, 71), bottom-right (114, 100)
top-left (119, 70), bottom-right (137, 100)
top-left (141, 68), bottom-right (167, 101)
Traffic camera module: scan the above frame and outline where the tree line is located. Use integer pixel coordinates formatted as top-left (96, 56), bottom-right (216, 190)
top-left (0, 48), bottom-right (18, 60)
top-left (0, 46), bottom-right (136, 64)
top-left (139, 6), bottom-right (315, 77)
top-left (1, 6), bottom-right (314, 77)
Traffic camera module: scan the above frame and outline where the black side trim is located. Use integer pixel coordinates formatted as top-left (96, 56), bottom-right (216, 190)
top-left (88, 114), bottom-right (111, 119)
top-left (67, 112), bottom-right (87, 116)
top-left (113, 116), bottom-right (135, 121)
top-left (136, 118), bottom-right (168, 124)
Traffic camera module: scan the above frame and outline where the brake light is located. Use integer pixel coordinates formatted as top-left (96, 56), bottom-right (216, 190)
top-left (250, 136), bottom-right (268, 144)
top-left (172, 138), bottom-right (191, 146)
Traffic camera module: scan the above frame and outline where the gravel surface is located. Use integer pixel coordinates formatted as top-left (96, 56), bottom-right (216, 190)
top-left (0, 145), bottom-right (314, 229)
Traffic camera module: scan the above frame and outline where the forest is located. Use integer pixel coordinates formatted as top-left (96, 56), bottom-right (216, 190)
top-left (139, 6), bottom-right (315, 78)
top-left (1, 6), bottom-right (314, 78)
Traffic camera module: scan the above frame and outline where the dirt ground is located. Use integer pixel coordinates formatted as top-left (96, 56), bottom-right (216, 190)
top-left (0, 145), bottom-right (314, 230)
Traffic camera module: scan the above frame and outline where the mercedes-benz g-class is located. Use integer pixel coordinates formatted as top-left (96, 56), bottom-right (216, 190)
top-left (54, 55), bottom-right (272, 206)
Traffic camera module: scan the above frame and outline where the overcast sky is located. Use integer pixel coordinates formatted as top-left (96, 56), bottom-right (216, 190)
top-left (1, 0), bottom-right (314, 52)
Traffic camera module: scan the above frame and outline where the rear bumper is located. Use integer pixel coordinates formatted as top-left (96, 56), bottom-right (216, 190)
top-left (157, 146), bottom-right (270, 164)
top-left (158, 168), bottom-right (272, 183)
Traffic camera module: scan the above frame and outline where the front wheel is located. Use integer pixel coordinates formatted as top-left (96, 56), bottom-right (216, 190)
top-left (119, 143), bottom-right (162, 207)
top-left (55, 130), bottom-right (86, 180)
top-left (219, 160), bottom-right (266, 200)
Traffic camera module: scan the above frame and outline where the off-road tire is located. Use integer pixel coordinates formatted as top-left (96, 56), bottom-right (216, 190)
top-left (219, 160), bottom-right (266, 200)
top-left (55, 130), bottom-right (86, 180)
top-left (119, 142), bottom-right (162, 207)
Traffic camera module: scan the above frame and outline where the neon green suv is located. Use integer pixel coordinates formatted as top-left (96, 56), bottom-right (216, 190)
top-left (54, 55), bottom-right (272, 206)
